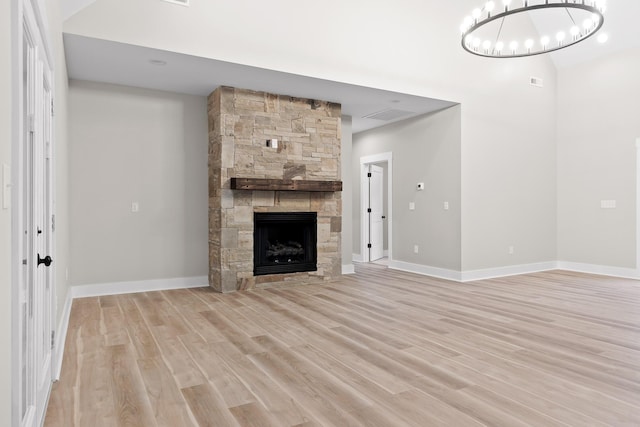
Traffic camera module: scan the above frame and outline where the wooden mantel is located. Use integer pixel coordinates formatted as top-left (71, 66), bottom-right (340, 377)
top-left (230, 178), bottom-right (342, 192)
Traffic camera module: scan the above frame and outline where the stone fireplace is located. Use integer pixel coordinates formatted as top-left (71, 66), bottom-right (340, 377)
top-left (208, 87), bottom-right (342, 293)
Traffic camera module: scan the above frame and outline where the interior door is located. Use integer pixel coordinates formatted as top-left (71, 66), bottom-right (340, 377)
top-left (368, 164), bottom-right (384, 261)
top-left (20, 4), bottom-right (54, 426)
top-left (34, 62), bottom-right (54, 425)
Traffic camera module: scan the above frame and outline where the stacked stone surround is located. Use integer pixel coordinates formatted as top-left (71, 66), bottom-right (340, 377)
top-left (208, 86), bottom-right (342, 293)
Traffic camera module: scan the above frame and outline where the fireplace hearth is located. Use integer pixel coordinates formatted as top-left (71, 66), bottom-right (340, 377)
top-left (254, 212), bottom-right (317, 276)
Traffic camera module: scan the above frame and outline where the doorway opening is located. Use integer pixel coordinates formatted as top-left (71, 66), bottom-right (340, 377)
top-left (359, 152), bottom-right (393, 264)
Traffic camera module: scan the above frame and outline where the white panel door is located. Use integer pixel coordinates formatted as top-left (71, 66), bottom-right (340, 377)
top-left (368, 164), bottom-right (384, 261)
top-left (20, 3), bottom-right (54, 426)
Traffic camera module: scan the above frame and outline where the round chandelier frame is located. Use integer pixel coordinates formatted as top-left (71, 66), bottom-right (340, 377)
top-left (461, 1), bottom-right (606, 59)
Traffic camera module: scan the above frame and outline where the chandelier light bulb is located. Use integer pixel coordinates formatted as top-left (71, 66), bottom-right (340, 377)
top-left (502, 0), bottom-right (511, 6)
top-left (473, 38), bottom-right (482, 49)
top-left (583, 18), bottom-right (593, 30)
top-left (495, 41), bottom-right (504, 52)
top-left (482, 40), bottom-right (492, 50)
top-left (486, 1), bottom-right (495, 12)
top-left (509, 41), bottom-right (518, 53)
top-left (525, 39), bottom-right (534, 50)
top-left (556, 31), bottom-right (566, 44)
top-left (570, 26), bottom-right (580, 38)
top-left (472, 8), bottom-right (482, 19)
top-left (540, 36), bottom-right (550, 48)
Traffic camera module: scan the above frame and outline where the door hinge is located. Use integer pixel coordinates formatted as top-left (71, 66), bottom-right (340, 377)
top-left (28, 114), bottom-right (35, 133)
top-left (367, 208), bottom-right (372, 213)
top-left (367, 243), bottom-right (372, 249)
top-left (51, 99), bottom-right (55, 117)
top-left (51, 214), bottom-right (55, 232)
top-left (367, 172), bottom-right (372, 178)
top-left (51, 331), bottom-right (55, 349)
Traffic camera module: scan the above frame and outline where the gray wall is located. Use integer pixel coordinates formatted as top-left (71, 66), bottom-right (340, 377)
top-left (69, 80), bottom-right (209, 285)
top-left (64, 0), bottom-right (560, 274)
top-left (353, 106), bottom-right (462, 270)
top-left (558, 48), bottom-right (640, 268)
top-left (0, 0), bottom-right (12, 421)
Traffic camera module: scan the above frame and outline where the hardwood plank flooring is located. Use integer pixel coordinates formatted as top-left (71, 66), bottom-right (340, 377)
top-left (44, 265), bottom-right (640, 426)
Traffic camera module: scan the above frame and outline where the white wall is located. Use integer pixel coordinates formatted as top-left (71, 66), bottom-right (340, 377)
top-left (558, 48), bottom-right (640, 269)
top-left (353, 106), bottom-right (462, 270)
top-left (0, 0), bottom-right (13, 422)
top-left (69, 80), bottom-right (209, 286)
top-left (63, 0), bottom-right (559, 274)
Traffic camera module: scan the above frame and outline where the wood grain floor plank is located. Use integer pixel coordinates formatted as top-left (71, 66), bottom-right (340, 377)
top-left (46, 265), bottom-right (640, 426)
top-left (107, 344), bottom-right (157, 427)
top-left (181, 383), bottom-right (239, 427)
top-left (136, 356), bottom-right (195, 427)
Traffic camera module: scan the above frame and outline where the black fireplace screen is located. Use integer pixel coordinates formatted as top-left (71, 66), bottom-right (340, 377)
top-left (254, 212), bottom-right (317, 276)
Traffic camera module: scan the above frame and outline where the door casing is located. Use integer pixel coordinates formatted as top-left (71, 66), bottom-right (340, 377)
top-left (359, 152), bottom-right (393, 263)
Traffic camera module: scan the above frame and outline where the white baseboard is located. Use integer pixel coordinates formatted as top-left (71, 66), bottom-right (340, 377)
top-left (388, 260), bottom-right (462, 281)
top-left (53, 287), bottom-right (73, 381)
top-left (71, 275), bottom-right (209, 299)
top-left (352, 253), bottom-right (364, 263)
top-left (342, 264), bottom-right (356, 275)
top-left (556, 261), bottom-right (639, 280)
top-left (460, 262), bottom-right (558, 282)
top-left (388, 260), bottom-right (559, 283)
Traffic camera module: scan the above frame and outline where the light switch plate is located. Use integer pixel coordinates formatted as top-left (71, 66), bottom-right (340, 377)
top-left (409, 202), bottom-right (415, 210)
top-left (600, 200), bottom-right (616, 209)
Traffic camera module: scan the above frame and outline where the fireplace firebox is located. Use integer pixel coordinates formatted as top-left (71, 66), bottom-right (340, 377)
top-left (254, 212), bottom-right (317, 276)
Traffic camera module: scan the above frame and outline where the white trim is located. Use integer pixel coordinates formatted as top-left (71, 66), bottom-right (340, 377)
top-left (556, 261), bottom-right (639, 280)
top-left (389, 260), bottom-right (559, 282)
top-left (352, 253), bottom-right (364, 263)
top-left (71, 276), bottom-right (209, 299)
top-left (460, 262), bottom-right (558, 282)
top-left (383, 250), bottom-right (389, 257)
top-left (342, 264), bottom-right (356, 275)
top-left (52, 287), bottom-right (72, 381)
top-left (360, 163), bottom-right (369, 262)
top-left (360, 152), bottom-right (393, 264)
top-left (388, 260), bottom-right (462, 282)
top-left (636, 137), bottom-right (640, 272)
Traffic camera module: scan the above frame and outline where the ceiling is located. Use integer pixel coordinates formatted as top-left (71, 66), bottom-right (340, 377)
top-left (63, 34), bottom-right (457, 134)
top-left (61, 1), bottom-right (640, 133)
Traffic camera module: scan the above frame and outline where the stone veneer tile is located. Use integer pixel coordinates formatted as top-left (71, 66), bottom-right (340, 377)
top-left (208, 86), bottom-right (342, 292)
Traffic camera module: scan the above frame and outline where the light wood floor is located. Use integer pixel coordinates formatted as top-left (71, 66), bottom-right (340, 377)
top-left (44, 264), bottom-right (640, 426)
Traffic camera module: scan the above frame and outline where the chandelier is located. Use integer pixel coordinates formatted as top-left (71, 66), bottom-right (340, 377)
top-left (460, 0), bottom-right (607, 58)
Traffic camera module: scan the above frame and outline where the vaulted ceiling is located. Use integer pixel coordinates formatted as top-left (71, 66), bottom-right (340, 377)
top-left (59, 0), bottom-right (640, 133)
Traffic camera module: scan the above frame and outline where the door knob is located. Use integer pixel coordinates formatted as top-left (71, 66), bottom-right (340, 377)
top-left (37, 254), bottom-right (52, 267)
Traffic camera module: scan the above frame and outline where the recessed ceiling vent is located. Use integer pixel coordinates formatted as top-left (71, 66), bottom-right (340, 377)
top-left (363, 109), bottom-right (414, 121)
top-left (162, 0), bottom-right (189, 6)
